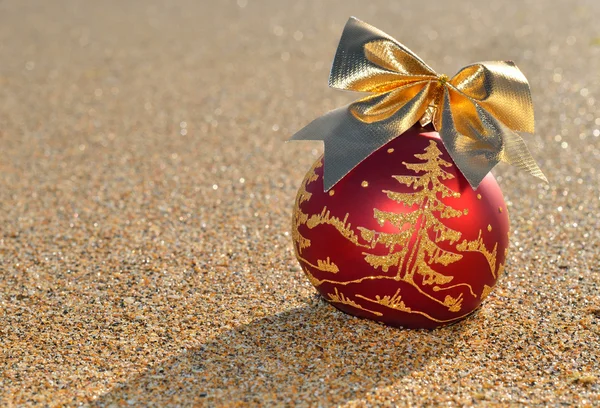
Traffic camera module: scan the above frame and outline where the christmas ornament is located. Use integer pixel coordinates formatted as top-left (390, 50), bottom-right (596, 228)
top-left (290, 17), bottom-right (545, 328)
top-left (293, 126), bottom-right (509, 328)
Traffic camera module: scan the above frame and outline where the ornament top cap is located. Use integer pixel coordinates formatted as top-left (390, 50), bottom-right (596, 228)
top-left (291, 17), bottom-right (547, 191)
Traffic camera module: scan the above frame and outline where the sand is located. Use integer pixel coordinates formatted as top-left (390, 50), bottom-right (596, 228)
top-left (0, 0), bottom-right (599, 406)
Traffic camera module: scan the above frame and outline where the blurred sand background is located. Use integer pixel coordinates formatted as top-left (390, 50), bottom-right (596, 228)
top-left (0, 0), bottom-right (599, 406)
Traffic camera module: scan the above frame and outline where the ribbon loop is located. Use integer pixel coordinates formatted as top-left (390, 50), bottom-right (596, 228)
top-left (292, 17), bottom-right (546, 191)
top-left (450, 61), bottom-right (535, 133)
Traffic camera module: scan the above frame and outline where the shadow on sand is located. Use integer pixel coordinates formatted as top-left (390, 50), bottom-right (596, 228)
top-left (95, 295), bottom-right (474, 406)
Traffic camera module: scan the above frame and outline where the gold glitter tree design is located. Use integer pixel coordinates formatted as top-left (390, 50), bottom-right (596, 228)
top-left (359, 140), bottom-right (468, 310)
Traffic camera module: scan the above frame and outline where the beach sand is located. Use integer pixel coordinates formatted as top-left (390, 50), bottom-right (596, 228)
top-left (0, 0), bottom-right (599, 406)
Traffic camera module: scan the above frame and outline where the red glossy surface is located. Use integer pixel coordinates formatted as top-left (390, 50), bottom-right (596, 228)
top-left (292, 126), bottom-right (509, 329)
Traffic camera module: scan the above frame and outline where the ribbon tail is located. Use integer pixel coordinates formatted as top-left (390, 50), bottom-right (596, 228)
top-left (439, 88), bottom-right (547, 188)
top-left (498, 128), bottom-right (548, 183)
top-left (291, 83), bottom-right (432, 191)
top-left (438, 89), bottom-right (499, 189)
top-left (291, 105), bottom-right (400, 191)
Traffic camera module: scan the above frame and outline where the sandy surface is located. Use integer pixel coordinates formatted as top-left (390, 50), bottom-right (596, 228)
top-left (0, 0), bottom-right (599, 406)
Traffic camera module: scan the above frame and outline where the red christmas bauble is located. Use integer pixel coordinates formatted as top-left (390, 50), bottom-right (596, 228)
top-left (292, 126), bottom-right (509, 329)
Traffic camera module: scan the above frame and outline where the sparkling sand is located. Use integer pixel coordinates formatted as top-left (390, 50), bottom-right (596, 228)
top-left (0, 0), bottom-right (599, 406)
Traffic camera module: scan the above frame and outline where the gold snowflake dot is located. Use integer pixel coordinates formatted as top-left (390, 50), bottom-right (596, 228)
top-left (487, 224), bottom-right (492, 232)
top-left (329, 190), bottom-right (335, 196)
top-left (463, 209), bottom-right (469, 215)
top-left (477, 194), bottom-right (482, 200)
top-left (498, 206), bottom-right (503, 213)
top-left (361, 181), bottom-right (369, 187)
top-left (387, 148), bottom-right (394, 153)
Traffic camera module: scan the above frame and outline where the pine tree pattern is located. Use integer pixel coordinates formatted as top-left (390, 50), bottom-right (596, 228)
top-left (359, 140), bottom-right (471, 309)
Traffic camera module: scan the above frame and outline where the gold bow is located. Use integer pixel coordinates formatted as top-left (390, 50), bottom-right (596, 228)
top-left (291, 17), bottom-right (547, 191)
